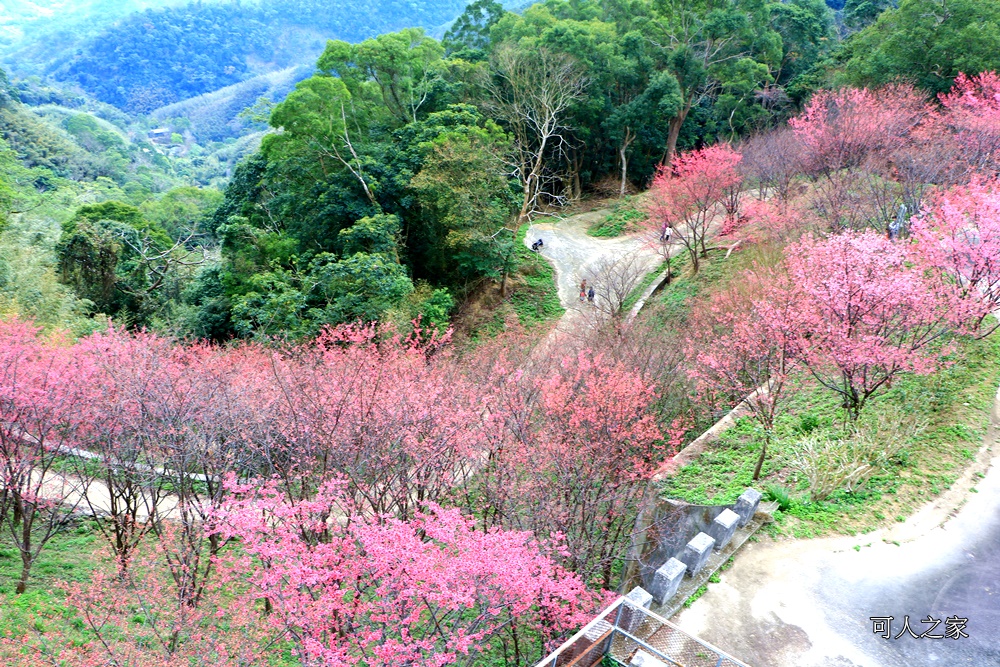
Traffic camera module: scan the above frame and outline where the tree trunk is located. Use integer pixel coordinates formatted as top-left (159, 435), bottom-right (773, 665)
top-left (16, 564), bottom-right (30, 595)
top-left (16, 549), bottom-right (31, 595)
top-left (518, 174), bottom-right (533, 224)
top-left (572, 151), bottom-right (583, 200)
top-left (664, 101), bottom-right (692, 166)
top-left (619, 143), bottom-right (629, 197)
top-left (752, 440), bottom-right (767, 481)
top-left (619, 128), bottom-right (634, 197)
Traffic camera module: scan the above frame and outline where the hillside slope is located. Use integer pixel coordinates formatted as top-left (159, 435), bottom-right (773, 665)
top-left (4, 0), bottom-right (468, 114)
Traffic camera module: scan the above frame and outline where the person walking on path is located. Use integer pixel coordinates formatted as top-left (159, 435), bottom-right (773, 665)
top-left (579, 278), bottom-right (588, 302)
top-left (587, 286), bottom-right (595, 303)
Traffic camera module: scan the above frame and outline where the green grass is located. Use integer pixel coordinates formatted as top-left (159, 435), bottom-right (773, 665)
top-left (588, 197), bottom-right (646, 237)
top-left (452, 225), bottom-right (564, 342)
top-left (509, 224), bottom-right (564, 328)
top-left (660, 331), bottom-right (1000, 538)
top-left (620, 261), bottom-right (669, 314)
top-left (647, 249), bottom-right (757, 323)
top-left (0, 520), bottom-right (103, 643)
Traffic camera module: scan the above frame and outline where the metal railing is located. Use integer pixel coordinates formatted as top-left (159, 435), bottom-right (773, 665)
top-left (534, 596), bottom-right (750, 667)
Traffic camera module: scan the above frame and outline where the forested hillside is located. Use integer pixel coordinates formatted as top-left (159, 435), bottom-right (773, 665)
top-left (38, 0), bottom-right (467, 113)
top-left (0, 0), bottom-right (186, 77)
top-left (3, 0), bottom-right (998, 342)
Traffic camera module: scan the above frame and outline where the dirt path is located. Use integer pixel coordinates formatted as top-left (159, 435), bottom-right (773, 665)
top-left (525, 209), bottom-right (662, 336)
top-left (671, 385), bottom-right (1000, 666)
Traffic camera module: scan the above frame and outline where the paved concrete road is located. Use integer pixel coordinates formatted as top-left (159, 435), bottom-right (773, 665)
top-left (672, 389), bottom-right (1000, 667)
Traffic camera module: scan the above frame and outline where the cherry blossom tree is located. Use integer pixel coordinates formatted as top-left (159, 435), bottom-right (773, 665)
top-left (464, 348), bottom-right (681, 588)
top-left (790, 85), bottom-right (934, 231)
top-left (938, 71), bottom-right (1000, 177)
top-left (739, 128), bottom-right (803, 202)
top-left (37, 532), bottom-right (276, 667)
top-left (689, 266), bottom-right (800, 479)
top-left (68, 331), bottom-right (179, 577)
top-left (647, 144), bottom-right (743, 274)
top-left (260, 324), bottom-right (487, 520)
top-left (212, 479), bottom-right (601, 667)
top-left (911, 178), bottom-right (1000, 336)
top-left (739, 198), bottom-right (810, 245)
top-left (67, 328), bottom-right (263, 602)
top-left (783, 231), bottom-right (957, 420)
top-left (790, 85), bottom-right (931, 177)
top-left (0, 319), bottom-right (95, 594)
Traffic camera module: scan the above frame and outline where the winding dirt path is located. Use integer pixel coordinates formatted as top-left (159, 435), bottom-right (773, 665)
top-left (524, 209), bottom-right (662, 337)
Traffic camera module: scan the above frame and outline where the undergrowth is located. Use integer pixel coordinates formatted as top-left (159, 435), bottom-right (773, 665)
top-left (0, 520), bottom-right (101, 642)
top-left (588, 197), bottom-right (645, 237)
top-left (660, 332), bottom-right (1000, 538)
top-left (509, 224), bottom-right (564, 328)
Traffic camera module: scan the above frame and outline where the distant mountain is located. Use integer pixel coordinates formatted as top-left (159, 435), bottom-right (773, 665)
top-left (0, 0), bottom-right (180, 40)
top-left (2, 0), bottom-right (468, 115)
top-left (0, 0), bottom-right (188, 75)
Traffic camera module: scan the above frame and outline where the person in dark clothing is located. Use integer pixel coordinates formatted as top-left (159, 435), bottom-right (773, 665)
top-left (587, 286), bottom-right (595, 303)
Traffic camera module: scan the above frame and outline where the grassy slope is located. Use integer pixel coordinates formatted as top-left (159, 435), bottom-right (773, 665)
top-left (510, 224), bottom-right (564, 328)
top-left (662, 332), bottom-right (1000, 538)
top-left (646, 246), bottom-right (1000, 539)
top-left (456, 224), bottom-right (564, 341)
top-left (587, 195), bottom-right (647, 238)
top-left (0, 521), bottom-right (102, 643)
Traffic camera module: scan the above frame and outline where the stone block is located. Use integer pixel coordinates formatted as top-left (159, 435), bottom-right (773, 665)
top-left (677, 532), bottom-right (715, 576)
top-left (630, 649), bottom-right (670, 667)
top-left (649, 557), bottom-right (686, 604)
top-left (617, 586), bottom-right (653, 635)
top-left (734, 488), bottom-right (762, 527)
top-left (708, 508), bottom-right (741, 550)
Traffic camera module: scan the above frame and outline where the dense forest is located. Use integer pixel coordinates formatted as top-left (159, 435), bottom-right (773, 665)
top-left (1, 0), bottom-right (999, 341)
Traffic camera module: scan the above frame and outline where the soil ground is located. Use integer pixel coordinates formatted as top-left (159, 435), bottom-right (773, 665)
top-left (524, 209), bottom-right (661, 339)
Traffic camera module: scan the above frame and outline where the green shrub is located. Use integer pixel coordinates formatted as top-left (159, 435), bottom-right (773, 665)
top-left (794, 413), bottom-right (820, 435)
top-left (790, 413), bottom-right (925, 502)
top-left (764, 484), bottom-right (795, 511)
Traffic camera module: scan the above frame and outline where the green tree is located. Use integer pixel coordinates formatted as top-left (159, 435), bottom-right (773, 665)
top-left (309, 250), bottom-right (414, 325)
top-left (57, 202), bottom-right (185, 325)
top-left (0, 68), bottom-right (19, 108)
top-left (607, 0), bottom-right (782, 161)
top-left (443, 0), bottom-right (507, 58)
top-left (338, 212), bottom-right (404, 259)
top-left (606, 70), bottom-right (683, 194)
top-left (318, 29), bottom-right (446, 126)
top-left (843, 0), bottom-right (896, 33)
top-left (141, 186), bottom-right (224, 243)
top-left (769, 0), bottom-right (835, 85)
top-left (265, 73), bottom-right (382, 210)
top-left (230, 269), bottom-right (310, 338)
top-left (411, 129), bottom-right (519, 291)
top-left (841, 0), bottom-right (1000, 94)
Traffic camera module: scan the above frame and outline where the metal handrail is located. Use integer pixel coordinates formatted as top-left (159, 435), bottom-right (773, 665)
top-left (533, 595), bottom-right (751, 667)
